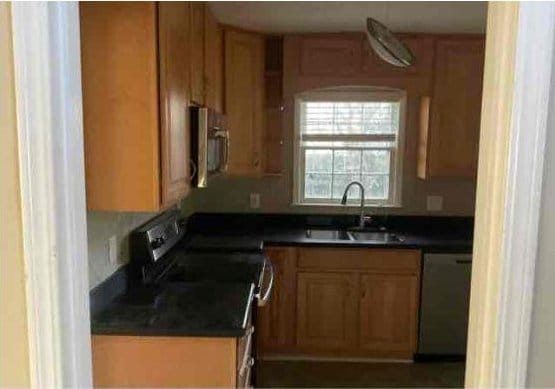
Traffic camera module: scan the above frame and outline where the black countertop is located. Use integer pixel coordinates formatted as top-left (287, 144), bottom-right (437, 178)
top-left (90, 250), bottom-right (266, 338)
top-left (90, 213), bottom-right (473, 338)
top-left (184, 213), bottom-right (474, 253)
top-left (92, 281), bottom-right (255, 337)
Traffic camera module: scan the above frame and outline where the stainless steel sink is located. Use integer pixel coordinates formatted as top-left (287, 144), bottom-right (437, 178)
top-left (305, 229), bottom-right (404, 243)
top-left (305, 229), bottom-right (353, 241)
top-left (349, 231), bottom-right (404, 243)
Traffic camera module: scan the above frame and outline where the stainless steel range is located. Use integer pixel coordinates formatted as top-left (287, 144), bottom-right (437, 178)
top-left (127, 210), bottom-right (273, 387)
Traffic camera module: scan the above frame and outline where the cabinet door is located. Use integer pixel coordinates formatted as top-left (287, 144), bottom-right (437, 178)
top-left (225, 29), bottom-right (265, 175)
top-left (190, 2), bottom-right (205, 105)
top-left (158, 2), bottom-right (191, 206)
top-left (296, 272), bottom-right (358, 350)
top-left (80, 2), bottom-right (161, 211)
top-left (426, 39), bottom-right (485, 178)
top-left (92, 335), bottom-right (237, 387)
top-left (204, 6), bottom-right (223, 113)
top-left (257, 247), bottom-right (296, 353)
top-left (299, 35), bottom-right (361, 76)
top-left (358, 274), bottom-right (419, 355)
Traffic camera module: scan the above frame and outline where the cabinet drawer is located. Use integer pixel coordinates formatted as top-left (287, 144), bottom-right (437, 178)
top-left (298, 248), bottom-right (420, 273)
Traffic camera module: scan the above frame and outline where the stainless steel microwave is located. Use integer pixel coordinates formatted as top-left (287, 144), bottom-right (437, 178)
top-left (190, 106), bottom-right (229, 188)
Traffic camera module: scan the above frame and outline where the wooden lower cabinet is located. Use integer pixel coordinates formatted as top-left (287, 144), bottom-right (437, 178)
top-left (358, 274), bottom-right (420, 355)
top-left (92, 333), bottom-right (253, 388)
top-left (296, 272), bottom-right (358, 350)
top-left (257, 247), bottom-right (296, 352)
top-left (258, 247), bottom-right (422, 360)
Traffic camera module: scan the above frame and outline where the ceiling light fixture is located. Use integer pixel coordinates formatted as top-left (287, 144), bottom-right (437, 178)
top-left (366, 17), bottom-right (415, 68)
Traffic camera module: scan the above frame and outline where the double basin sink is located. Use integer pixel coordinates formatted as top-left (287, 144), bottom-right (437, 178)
top-left (305, 229), bottom-right (404, 243)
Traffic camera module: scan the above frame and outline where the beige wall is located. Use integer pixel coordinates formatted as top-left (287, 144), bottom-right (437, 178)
top-left (183, 95), bottom-right (477, 216)
top-left (87, 212), bottom-right (156, 289)
top-left (0, 2), bottom-right (31, 386)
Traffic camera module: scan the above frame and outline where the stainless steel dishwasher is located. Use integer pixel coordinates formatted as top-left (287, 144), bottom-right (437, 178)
top-left (417, 253), bottom-right (472, 357)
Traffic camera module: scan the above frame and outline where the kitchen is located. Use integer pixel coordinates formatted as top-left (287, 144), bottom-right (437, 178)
top-left (84, 2), bottom-right (485, 387)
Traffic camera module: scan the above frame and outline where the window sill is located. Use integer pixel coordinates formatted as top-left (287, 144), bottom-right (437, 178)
top-left (291, 202), bottom-right (403, 209)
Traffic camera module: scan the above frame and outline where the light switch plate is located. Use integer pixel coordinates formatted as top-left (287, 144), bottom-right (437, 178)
top-left (427, 195), bottom-right (443, 212)
top-left (249, 193), bottom-right (260, 209)
top-left (108, 235), bottom-right (118, 265)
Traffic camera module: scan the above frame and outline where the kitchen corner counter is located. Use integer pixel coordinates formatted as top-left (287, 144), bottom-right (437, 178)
top-left (91, 281), bottom-right (255, 338)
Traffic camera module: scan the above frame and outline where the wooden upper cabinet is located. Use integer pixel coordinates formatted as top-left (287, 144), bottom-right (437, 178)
top-left (204, 6), bottom-right (224, 113)
top-left (257, 247), bottom-right (296, 354)
top-left (80, 2), bottom-right (190, 211)
top-left (190, 2), bottom-right (205, 105)
top-left (299, 35), bottom-right (361, 76)
top-left (358, 274), bottom-right (419, 356)
top-left (296, 272), bottom-right (358, 350)
top-left (419, 38), bottom-right (485, 179)
top-left (263, 37), bottom-right (284, 176)
top-left (158, 2), bottom-right (191, 206)
top-left (225, 29), bottom-right (265, 175)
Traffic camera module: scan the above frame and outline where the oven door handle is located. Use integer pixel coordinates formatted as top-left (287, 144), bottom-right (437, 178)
top-left (256, 259), bottom-right (274, 307)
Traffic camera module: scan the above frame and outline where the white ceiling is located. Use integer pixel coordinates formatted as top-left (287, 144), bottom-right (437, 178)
top-left (209, 2), bottom-right (488, 34)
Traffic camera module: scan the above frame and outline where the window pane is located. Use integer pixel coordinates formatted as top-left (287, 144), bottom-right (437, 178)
top-left (303, 140), bottom-right (395, 149)
top-left (305, 149), bottom-right (332, 173)
top-left (362, 102), bottom-right (400, 134)
top-left (302, 101), bottom-right (400, 135)
top-left (305, 173), bottom-right (332, 199)
top-left (297, 90), bottom-right (404, 206)
top-left (361, 175), bottom-right (389, 199)
top-left (333, 150), bottom-right (361, 173)
top-left (332, 174), bottom-right (361, 199)
top-left (362, 150), bottom-right (390, 173)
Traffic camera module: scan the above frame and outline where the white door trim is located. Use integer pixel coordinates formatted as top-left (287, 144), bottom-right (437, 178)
top-left (466, 2), bottom-right (555, 388)
top-left (11, 2), bottom-right (92, 387)
top-left (494, 3), bottom-right (555, 387)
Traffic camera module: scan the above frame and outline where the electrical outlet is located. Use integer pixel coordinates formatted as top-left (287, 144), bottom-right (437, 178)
top-left (426, 195), bottom-right (443, 212)
top-left (249, 193), bottom-right (260, 209)
top-left (108, 235), bottom-right (118, 265)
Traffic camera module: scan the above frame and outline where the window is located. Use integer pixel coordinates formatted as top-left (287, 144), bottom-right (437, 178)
top-left (293, 88), bottom-right (405, 206)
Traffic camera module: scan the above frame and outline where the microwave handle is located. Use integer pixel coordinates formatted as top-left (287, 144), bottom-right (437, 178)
top-left (215, 130), bottom-right (229, 173)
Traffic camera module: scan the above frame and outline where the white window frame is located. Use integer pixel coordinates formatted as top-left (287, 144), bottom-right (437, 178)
top-left (292, 87), bottom-right (406, 207)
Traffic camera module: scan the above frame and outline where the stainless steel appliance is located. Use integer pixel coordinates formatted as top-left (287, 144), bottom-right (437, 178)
top-left (129, 211), bottom-right (272, 386)
top-left (190, 106), bottom-right (229, 188)
top-left (418, 253), bottom-right (472, 357)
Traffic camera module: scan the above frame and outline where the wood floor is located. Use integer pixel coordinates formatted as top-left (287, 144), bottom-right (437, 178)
top-left (256, 360), bottom-right (465, 388)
